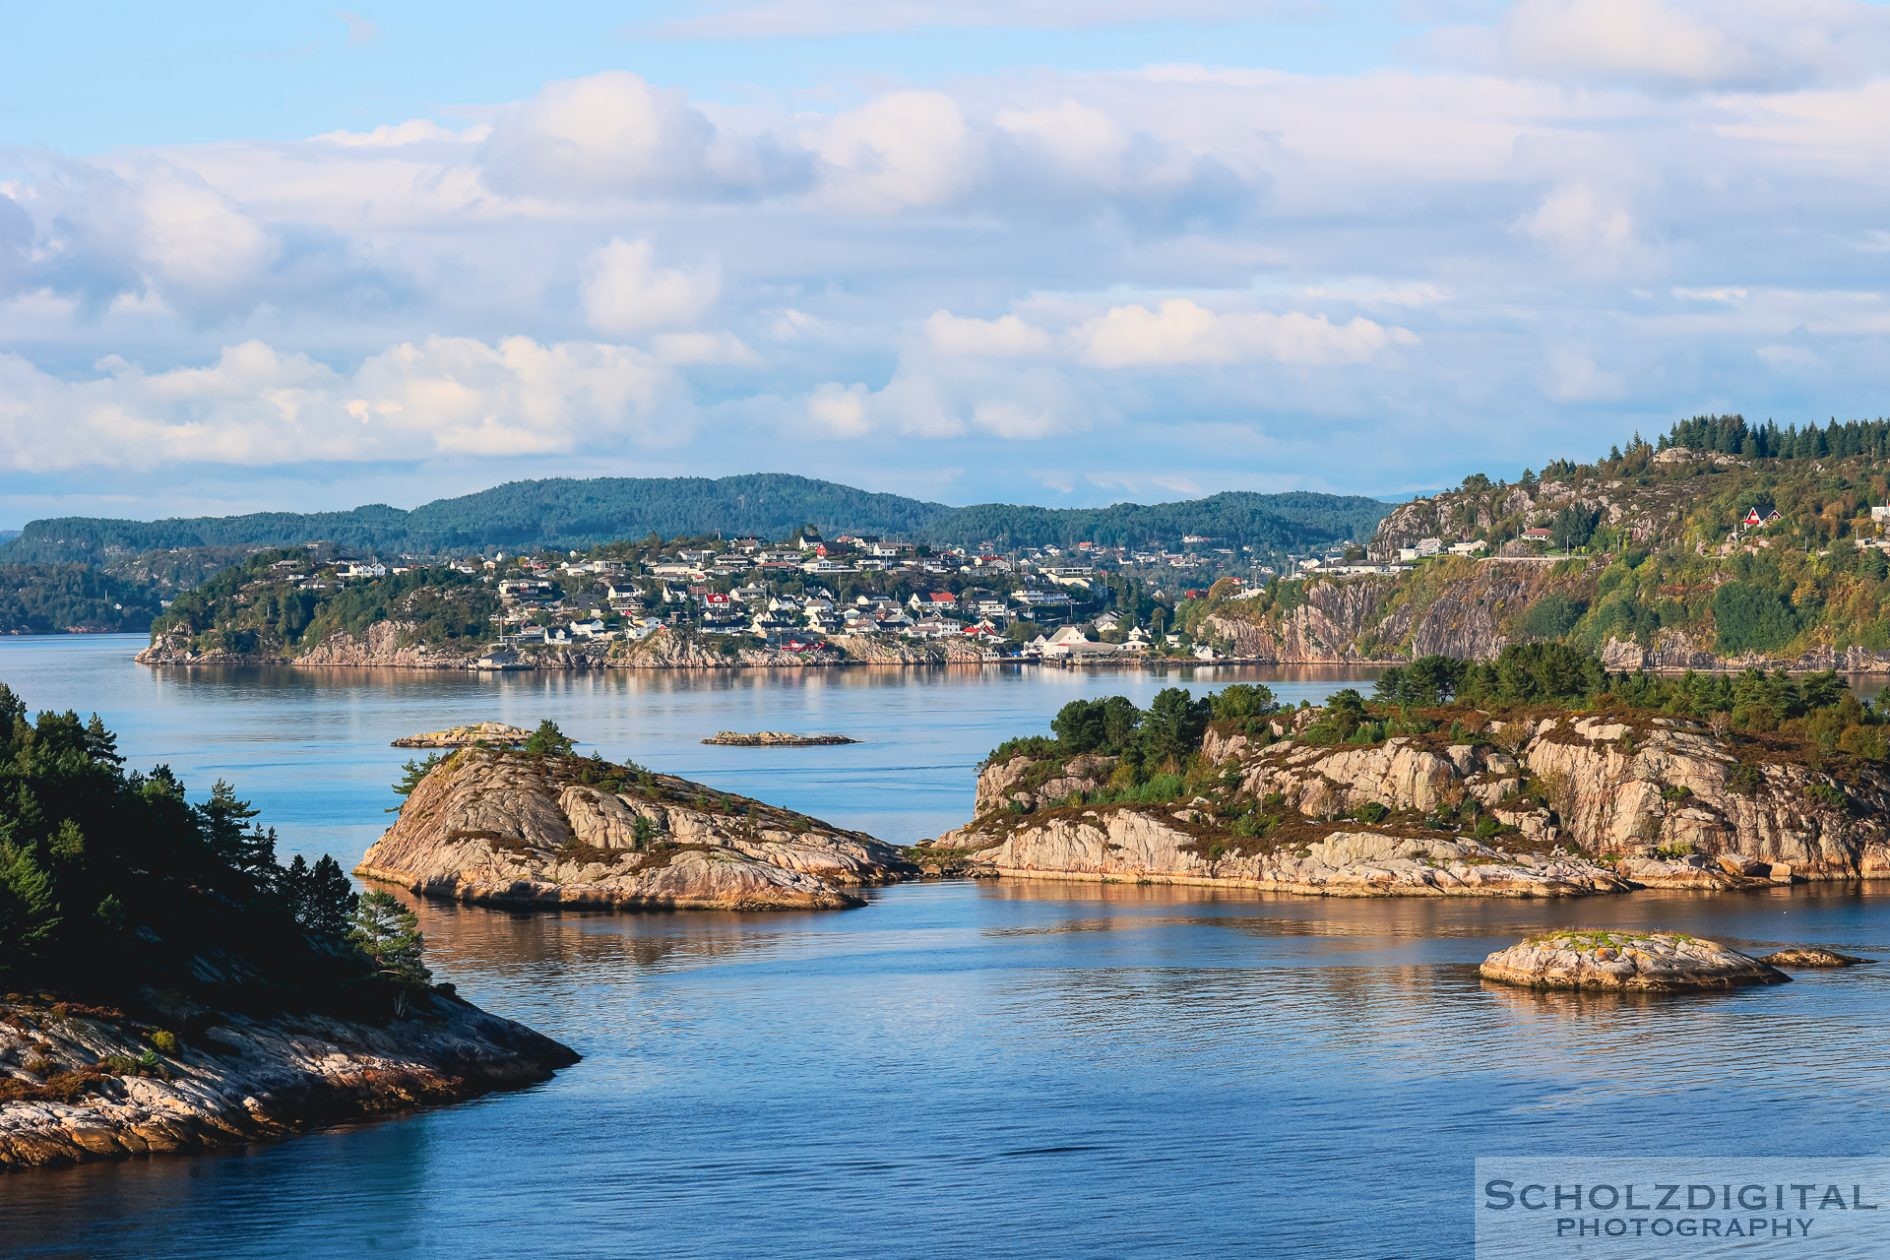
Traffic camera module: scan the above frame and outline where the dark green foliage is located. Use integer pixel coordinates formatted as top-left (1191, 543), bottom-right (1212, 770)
top-left (154, 553), bottom-right (497, 652)
top-left (1462, 642), bottom-right (1605, 705)
top-left (1515, 592), bottom-right (1588, 641)
top-left (1712, 582), bottom-right (1801, 654)
top-left (1139, 688), bottom-right (1212, 767)
top-left (392, 754), bottom-right (444, 798)
top-left (1661, 414), bottom-right (1890, 462)
top-left (350, 892), bottom-right (432, 996)
top-left (1549, 505), bottom-right (1601, 551)
top-left (0, 564), bottom-right (163, 633)
top-left (1374, 656), bottom-right (1468, 706)
top-left (1051, 696), bottom-right (1143, 756)
top-left (4, 476), bottom-right (1390, 565)
top-left (0, 682), bottom-right (423, 1012)
top-left (524, 720), bottom-right (575, 756)
top-left (1208, 684), bottom-right (1279, 722)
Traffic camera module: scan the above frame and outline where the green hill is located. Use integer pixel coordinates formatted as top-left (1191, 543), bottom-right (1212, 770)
top-left (2, 474), bottom-right (1388, 566)
top-left (1186, 414), bottom-right (1890, 672)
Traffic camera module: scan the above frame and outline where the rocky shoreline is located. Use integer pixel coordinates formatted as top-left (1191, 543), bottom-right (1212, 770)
top-left (920, 707), bottom-right (1890, 898)
top-left (0, 990), bottom-right (576, 1171)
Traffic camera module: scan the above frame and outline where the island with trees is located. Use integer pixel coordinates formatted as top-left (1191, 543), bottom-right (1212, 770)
top-left (920, 644), bottom-right (1890, 897)
top-left (0, 687), bottom-right (576, 1171)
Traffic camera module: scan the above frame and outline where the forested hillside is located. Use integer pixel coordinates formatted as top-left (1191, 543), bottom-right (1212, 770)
top-left (4, 475), bottom-right (1387, 566)
top-left (1188, 415), bottom-right (1890, 671)
top-left (0, 565), bottom-right (163, 634)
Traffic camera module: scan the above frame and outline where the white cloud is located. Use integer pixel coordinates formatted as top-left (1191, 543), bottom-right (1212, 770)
top-left (1515, 181), bottom-right (1638, 265)
top-left (803, 363), bottom-right (1085, 440)
top-left (1500, 0), bottom-right (1761, 89)
top-left (1077, 299), bottom-right (1415, 367)
top-left (479, 71), bottom-right (807, 199)
top-left (923, 310), bottom-right (1055, 357)
top-left (579, 238), bottom-right (720, 336)
top-left (0, 336), bottom-right (684, 471)
top-left (807, 91), bottom-right (982, 212)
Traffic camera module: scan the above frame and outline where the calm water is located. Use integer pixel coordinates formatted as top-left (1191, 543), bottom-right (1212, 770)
top-left (5, 638), bottom-right (1890, 1259)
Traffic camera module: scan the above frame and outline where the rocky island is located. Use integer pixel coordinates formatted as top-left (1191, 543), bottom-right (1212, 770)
top-left (392, 722), bottom-right (532, 748)
top-left (1479, 931), bottom-right (1789, 992)
top-left (0, 687), bottom-right (574, 1172)
top-left (358, 724), bottom-right (911, 910)
top-left (919, 645), bottom-right (1890, 898)
top-left (701, 731), bottom-right (859, 747)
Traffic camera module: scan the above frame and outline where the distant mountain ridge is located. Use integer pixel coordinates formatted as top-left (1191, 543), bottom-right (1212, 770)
top-left (2, 474), bottom-right (1389, 564)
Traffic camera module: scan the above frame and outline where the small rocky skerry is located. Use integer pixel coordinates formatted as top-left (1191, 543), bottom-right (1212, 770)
top-left (392, 722), bottom-right (531, 748)
top-left (1479, 931), bottom-right (1789, 992)
top-left (701, 731), bottom-right (859, 747)
top-left (0, 990), bottom-right (576, 1171)
top-left (357, 744), bottom-right (913, 910)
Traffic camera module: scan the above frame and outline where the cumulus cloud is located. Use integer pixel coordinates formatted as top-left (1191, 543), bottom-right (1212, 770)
top-left (579, 238), bottom-right (720, 336)
top-left (1457, 0), bottom-right (1890, 92)
top-left (1077, 299), bottom-right (1415, 367)
top-left (1514, 181), bottom-right (1641, 268)
top-left (479, 71), bottom-right (809, 199)
top-left (807, 91), bottom-right (982, 212)
top-left (922, 311), bottom-right (1055, 357)
top-left (0, 337), bottom-right (684, 471)
top-left (805, 363), bottom-right (1085, 440)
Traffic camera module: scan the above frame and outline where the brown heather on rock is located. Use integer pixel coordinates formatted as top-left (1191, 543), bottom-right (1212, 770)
top-left (0, 991), bottom-right (576, 1171)
top-left (923, 708), bottom-right (1890, 898)
top-left (357, 745), bottom-right (914, 911)
top-left (1479, 931), bottom-right (1789, 992)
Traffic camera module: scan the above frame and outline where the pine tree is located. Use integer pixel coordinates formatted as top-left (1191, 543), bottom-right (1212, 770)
top-left (0, 838), bottom-right (60, 976)
top-left (351, 891), bottom-right (432, 1008)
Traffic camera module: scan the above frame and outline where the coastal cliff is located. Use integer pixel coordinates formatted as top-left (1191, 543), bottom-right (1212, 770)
top-left (358, 745), bottom-right (913, 910)
top-left (924, 704), bottom-right (1890, 897)
top-left (0, 990), bottom-right (575, 1171)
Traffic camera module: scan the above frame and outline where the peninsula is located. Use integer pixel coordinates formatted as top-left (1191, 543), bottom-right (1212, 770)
top-left (919, 644), bottom-right (1890, 897)
top-left (0, 687), bottom-right (575, 1171)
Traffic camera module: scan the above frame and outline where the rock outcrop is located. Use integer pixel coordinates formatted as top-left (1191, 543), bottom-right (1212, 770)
top-left (0, 990), bottom-right (576, 1171)
top-left (357, 746), bottom-right (913, 910)
top-left (927, 809), bottom-right (1629, 897)
top-left (701, 731), bottom-right (859, 746)
top-left (923, 708), bottom-right (1890, 897)
top-left (393, 722), bottom-right (531, 748)
top-left (1759, 947), bottom-right (1874, 968)
top-left (1479, 931), bottom-right (1789, 992)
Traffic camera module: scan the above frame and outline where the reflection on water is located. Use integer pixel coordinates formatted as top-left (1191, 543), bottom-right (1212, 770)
top-left (5, 639), bottom-right (1890, 1258)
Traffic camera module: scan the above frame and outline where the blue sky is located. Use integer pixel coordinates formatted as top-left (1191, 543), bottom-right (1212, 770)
top-left (3, 1), bottom-right (1890, 524)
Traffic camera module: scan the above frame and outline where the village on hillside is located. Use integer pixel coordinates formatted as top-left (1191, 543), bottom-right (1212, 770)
top-left (228, 525), bottom-right (1317, 665)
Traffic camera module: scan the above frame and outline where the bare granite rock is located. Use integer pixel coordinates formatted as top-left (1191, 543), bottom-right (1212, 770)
top-left (393, 722), bottom-right (531, 748)
top-left (701, 731), bottom-right (859, 747)
top-left (357, 745), bottom-right (913, 911)
top-left (0, 990), bottom-right (576, 1172)
top-left (1759, 947), bottom-right (1875, 968)
top-left (923, 705), bottom-right (1890, 897)
top-left (1479, 931), bottom-right (1790, 992)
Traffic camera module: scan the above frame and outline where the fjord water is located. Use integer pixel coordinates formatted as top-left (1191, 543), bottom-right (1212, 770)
top-left (5, 638), bottom-right (1890, 1259)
